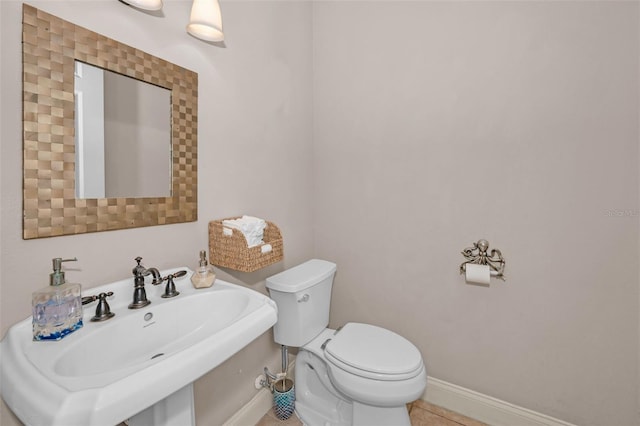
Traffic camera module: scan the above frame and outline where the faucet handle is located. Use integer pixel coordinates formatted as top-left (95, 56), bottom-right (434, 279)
top-left (83, 292), bottom-right (116, 322)
top-left (92, 292), bottom-right (115, 322)
top-left (81, 295), bottom-right (98, 305)
top-left (158, 270), bottom-right (187, 298)
top-left (161, 276), bottom-right (180, 298)
top-left (152, 270), bottom-right (188, 285)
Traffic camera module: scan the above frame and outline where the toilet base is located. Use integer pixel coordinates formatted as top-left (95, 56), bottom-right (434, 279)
top-left (296, 400), bottom-right (409, 426)
top-left (352, 401), bottom-right (410, 426)
top-left (294, 331), bottom-right (413, 426)
top-left (295, 348), bottom-right (352, 426)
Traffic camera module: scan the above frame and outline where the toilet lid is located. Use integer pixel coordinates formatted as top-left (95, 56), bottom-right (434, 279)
top-left (324, 323), bottom-right (423, 381)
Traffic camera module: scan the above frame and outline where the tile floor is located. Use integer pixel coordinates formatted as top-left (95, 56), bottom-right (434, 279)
top-left (256, 400), bottom-right (487, 426)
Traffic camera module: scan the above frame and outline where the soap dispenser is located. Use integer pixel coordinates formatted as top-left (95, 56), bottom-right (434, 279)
top-left (32, 257), bottom-right (83, 341)
top-left (191, 250), bottom-right (216, 289)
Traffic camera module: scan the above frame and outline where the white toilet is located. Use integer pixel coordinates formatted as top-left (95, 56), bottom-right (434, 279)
top-left (266, 259), bottom-right (427, 426)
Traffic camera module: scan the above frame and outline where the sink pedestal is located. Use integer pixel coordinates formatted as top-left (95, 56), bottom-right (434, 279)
top-left (129, 384), bottom-right (195, 426)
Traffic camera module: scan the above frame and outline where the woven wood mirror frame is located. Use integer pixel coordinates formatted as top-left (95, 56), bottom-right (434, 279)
top-left (22, 5), bottom-right (198, 239)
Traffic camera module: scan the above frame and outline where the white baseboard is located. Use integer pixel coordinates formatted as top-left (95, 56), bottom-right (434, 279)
top-left (224, 366), bottom-right (575, 426)
top-left (424, 377), bottom-right (575, 426)
top-left (222, 387), bottom-right (274, 426)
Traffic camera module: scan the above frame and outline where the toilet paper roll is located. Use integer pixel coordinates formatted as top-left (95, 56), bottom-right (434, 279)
top-left (465, 264), bottom-right (491, 285)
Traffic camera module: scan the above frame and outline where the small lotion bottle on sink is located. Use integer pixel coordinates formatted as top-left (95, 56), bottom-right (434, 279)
top-left (32, 257), bottom-right (83, 341)
top-left (191, 250), bottom-right (216, 288)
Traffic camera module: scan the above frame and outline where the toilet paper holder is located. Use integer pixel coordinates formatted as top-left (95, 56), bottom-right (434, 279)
top-left (459, 239), bottom-right (506, 281)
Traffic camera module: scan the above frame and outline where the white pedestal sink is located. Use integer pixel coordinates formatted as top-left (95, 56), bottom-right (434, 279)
top-left (0, 267), bottom-right (278, 426)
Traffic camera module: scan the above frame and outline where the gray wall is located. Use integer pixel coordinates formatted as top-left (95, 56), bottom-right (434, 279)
top-left (312, 2), bottom-right (639, 426)
top-left (0, 1), bottom-right (313, 425)
top-left (1, 1), bottom-right (638, 426)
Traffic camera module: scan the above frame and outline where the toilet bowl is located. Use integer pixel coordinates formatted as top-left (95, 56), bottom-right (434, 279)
top-left (266, 260), bottom-right (427, 426)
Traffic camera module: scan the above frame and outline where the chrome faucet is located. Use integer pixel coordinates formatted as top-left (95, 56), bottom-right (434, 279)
top-left (129, 257), bottom-right (162, 309)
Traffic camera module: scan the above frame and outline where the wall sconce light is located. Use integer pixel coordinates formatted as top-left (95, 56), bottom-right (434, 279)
top-left (187, 0), bottom-right (225, 42)
top-left (118, 0), bottom-right (224, 42)
top-left (118, 0), bottom-right (163, 11)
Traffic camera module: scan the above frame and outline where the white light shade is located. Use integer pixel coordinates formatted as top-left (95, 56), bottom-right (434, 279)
top-left (187, 0), bottom-right (224, 42)
top-left (120, 0), bottom-right (163, 11)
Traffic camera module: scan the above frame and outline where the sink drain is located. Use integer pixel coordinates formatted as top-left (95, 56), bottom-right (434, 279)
top-left (151, 353), bottom-right (164, 360)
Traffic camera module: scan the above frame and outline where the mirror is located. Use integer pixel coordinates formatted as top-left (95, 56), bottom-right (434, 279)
top-left (22, 5), bottom-right (198, 239)
top-left (74, 61), bottom-right (172, 199)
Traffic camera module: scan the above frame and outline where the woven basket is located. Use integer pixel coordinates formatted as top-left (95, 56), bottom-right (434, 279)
top-left (209, 218), bottom-right (284, 272)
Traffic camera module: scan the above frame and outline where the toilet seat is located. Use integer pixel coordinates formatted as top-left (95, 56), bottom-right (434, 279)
top-left (324, 323), bottom-right (423, 381)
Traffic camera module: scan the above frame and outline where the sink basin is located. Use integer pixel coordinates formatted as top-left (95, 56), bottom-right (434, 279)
top-left (0, 267), bottom-right (278, 426)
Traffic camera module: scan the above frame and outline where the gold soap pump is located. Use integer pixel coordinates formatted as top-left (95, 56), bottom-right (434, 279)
top-left (191, 250), bottom-right (216, 288)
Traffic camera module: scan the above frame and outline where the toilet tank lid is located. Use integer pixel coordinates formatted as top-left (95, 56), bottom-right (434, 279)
top-left (266, 259), bottom-right (337, 293)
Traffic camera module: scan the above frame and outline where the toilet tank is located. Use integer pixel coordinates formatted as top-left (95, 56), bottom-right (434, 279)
top-left (265, 259), bottom-right (337, 347)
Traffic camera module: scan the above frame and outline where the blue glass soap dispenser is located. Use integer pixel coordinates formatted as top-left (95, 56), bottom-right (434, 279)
top-left (32, 257), bottom-right (83, 341)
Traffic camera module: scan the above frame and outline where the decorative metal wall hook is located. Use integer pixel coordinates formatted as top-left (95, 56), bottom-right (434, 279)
top-left (459, 239), bottom-right (506, 281)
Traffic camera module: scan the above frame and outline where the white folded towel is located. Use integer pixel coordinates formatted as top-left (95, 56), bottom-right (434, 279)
top-left (222, 215), bottom-right (267, 248)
